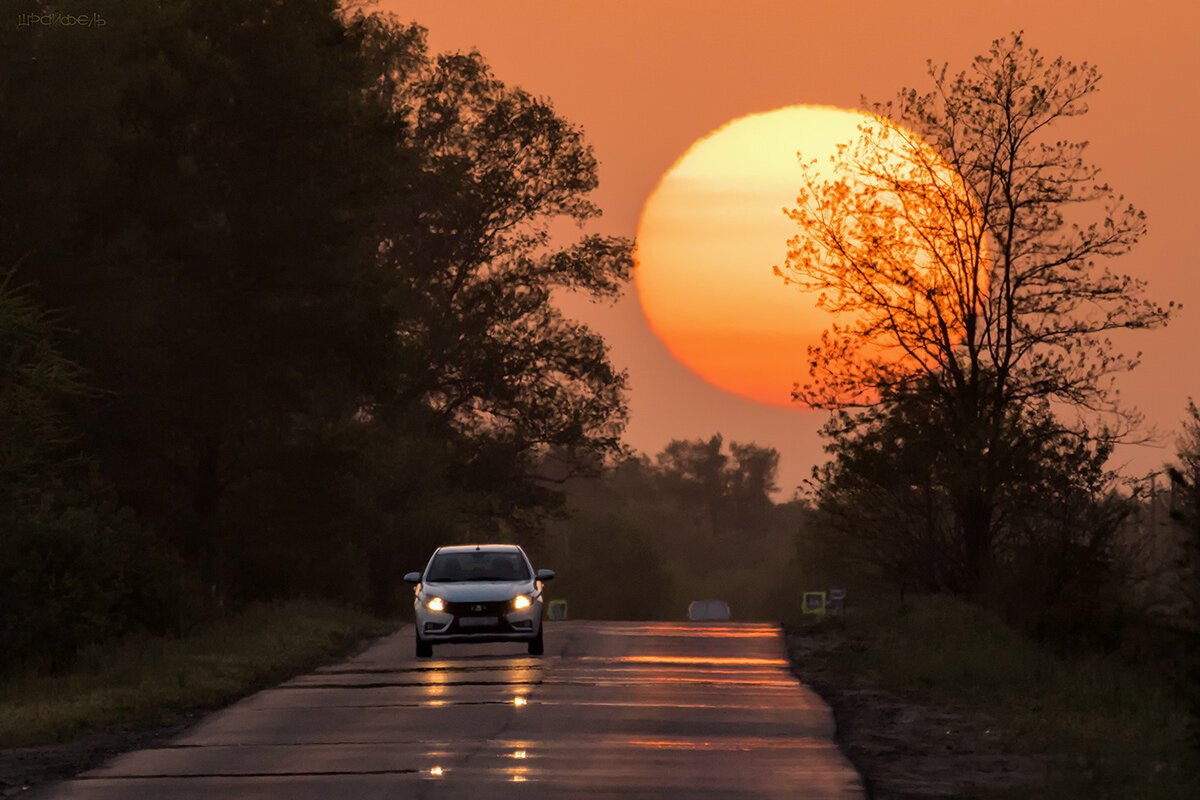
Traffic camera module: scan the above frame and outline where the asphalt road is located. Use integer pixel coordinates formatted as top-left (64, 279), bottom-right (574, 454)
top-left (35, 621), bottom-right (865, 799)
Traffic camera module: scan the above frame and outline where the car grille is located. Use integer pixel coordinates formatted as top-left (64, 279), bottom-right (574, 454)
top-left (444, 600), bottom-right (511, 616)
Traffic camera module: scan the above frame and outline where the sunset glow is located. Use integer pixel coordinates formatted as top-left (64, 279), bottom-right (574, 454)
top-left (634, 105), bottom-right (970, 409)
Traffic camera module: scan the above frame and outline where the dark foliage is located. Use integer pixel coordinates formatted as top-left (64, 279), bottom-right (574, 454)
top-left (1, 0), bottom-right (630, 657)
top-left (0, 277), bottom-right (201, 672)
top-left (810, 382), bottom-right (1135, 649)
top-left (543, 438), bottom-right (801, 621)
top-left (1166, 401), bottom-right (1200, 749)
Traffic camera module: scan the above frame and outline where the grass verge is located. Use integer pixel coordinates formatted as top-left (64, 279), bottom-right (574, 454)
top-left (0, 600), bottom-right (393, 748)
top-left (813, 593), bottom-right (1198, 799)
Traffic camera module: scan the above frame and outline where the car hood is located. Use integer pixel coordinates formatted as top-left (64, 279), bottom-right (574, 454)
top-left (423, 580), bottom-right (535, 602)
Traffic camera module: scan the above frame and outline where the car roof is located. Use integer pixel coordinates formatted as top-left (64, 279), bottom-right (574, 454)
top-left (434, 544), bottom-right (526, 555)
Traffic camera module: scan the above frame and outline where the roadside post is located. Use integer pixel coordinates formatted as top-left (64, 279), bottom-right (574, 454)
top-left (828, 587), bottom-right (846, 616)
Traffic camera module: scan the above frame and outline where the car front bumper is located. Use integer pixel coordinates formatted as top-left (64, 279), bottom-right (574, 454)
top-left (415, 598), bottom-right (542, 643)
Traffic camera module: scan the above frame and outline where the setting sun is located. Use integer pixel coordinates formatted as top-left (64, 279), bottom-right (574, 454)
top-left (634, 105), bottom-right (971, 409)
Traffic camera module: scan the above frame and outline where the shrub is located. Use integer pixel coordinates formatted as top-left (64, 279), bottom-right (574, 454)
top-left (0, 474), bottom-right (204, 674)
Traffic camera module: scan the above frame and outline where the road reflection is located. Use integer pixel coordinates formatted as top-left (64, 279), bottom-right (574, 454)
top-left (629, 738), bottom-right (835, 751)
top-left (596, 624), bottom-right (779, 638)
top-left (595, 655), bottom-right (788, 666)
top-left (40, 622), bottom-right (862, 799)
top-left (404, 622), bottom-right (856, 793)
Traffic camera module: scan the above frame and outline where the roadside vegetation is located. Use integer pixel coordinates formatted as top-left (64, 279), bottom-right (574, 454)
top-left (768, 30), bottom-right (1200, 796)
top-left (793, 594), bottom-right (1198, 799)
top-left (0, 600), bottom-right (389, 748)
top-left (774, 396), bottom-right (1200, 797)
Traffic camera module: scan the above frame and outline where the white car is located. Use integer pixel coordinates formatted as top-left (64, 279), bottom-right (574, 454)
top-left (404, 544), bottom-right (554, 657)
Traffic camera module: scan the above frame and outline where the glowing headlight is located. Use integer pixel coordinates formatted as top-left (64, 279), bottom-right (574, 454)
top-left (513, 595), bottom-right (531, 610)
top-left (427, 597), bottom-right (445, 612)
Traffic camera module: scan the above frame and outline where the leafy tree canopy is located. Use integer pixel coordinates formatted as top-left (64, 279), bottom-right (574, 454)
top-left (1, 0), bottom-right (631, 604)
top-left (782, 32), bottom-right (1172, 433)
top-left (783, 33), bottom-right (1170, 596)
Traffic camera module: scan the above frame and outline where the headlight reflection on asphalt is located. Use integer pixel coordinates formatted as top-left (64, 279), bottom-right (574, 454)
top-left (422, 669), bottom-right (449, 700)
top-left (508, 761), bottom-right (530, 782)
top-left (513, 696), bottom-right (528, 706)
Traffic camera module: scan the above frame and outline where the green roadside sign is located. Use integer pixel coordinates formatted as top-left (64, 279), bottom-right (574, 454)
top-left (802, 591), bottom-right (827, 615)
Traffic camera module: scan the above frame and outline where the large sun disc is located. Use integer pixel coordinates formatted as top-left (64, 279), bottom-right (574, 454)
top-left (634, 105), bottom-right (974, 409)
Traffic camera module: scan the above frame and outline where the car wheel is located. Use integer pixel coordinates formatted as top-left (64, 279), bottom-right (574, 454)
top-left (416, 635), bottom-right (432, 658)
top-left (527, 627), bottom-right (544, 656)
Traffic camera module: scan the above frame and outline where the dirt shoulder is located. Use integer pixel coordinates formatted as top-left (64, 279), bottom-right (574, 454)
top-left (0, 716), bottom-right (197, 799)
top-left (783, 623), bottom-right (1048, 799)
top-left (0, 612), bottom-right (394, 799)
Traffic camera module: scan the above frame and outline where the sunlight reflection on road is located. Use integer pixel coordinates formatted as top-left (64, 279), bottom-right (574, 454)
top-left (595, 624), bottom-right (779, 638)
top-left (50, 622), bottom-right (863, 799)
top-left (597, 655), bottom-right (788, 666)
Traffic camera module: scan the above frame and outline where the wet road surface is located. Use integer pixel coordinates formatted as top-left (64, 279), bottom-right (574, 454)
top-left (35, 621), bottom-right (864, 799)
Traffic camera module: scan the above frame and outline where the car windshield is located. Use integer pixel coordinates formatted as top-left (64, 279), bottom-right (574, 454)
top-left (425, 551), bottom-right (531, 582)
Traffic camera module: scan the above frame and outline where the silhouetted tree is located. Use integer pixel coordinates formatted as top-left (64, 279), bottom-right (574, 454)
top-left (1169, 400), bottom-right (1200, 546)
top-left (358, 13), bottom-right (631, 460)
top-left (656, 435), bottom-right (729, 530)
top-left (2, 2), bottom-right (631, 608)
top-left (653, 434), bottom-right (781, 542)
top-left (346, 15), bottom-right (631, 603)
top-left (728, 441), bottom-right (780, 533)
top-left (1167, 400), bottom-right (1200, 748)
top-left (810, 387), bottom-right (1132, 644)
top-left (781, 33), bottom-right (1172, 594)
top-left (3, 0), bottom-right (398, 599)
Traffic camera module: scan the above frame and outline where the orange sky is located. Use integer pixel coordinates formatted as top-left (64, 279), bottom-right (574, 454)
top-left (380, 0), bottom-right (1200, 495)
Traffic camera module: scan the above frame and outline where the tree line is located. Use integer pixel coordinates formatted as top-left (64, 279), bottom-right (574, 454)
top-left (536, 434), bottom-right (804, 621)
top-left (0, 0), bottom-right (630, 671)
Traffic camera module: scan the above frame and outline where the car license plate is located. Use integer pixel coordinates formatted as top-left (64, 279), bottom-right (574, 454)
top-left (459, 616), bottom-right (499, 628)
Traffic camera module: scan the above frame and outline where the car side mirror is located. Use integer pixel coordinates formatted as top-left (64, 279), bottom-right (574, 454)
top-left (536, 569), bottom-right (555, 581)
top-left (403, 571), bottom-right (422, 584)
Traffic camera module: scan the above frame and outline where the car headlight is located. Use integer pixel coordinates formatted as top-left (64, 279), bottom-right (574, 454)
top-left (427, 597), bottom-right (445, 612)
top-left (513, 595), bottom-right (531, 610)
